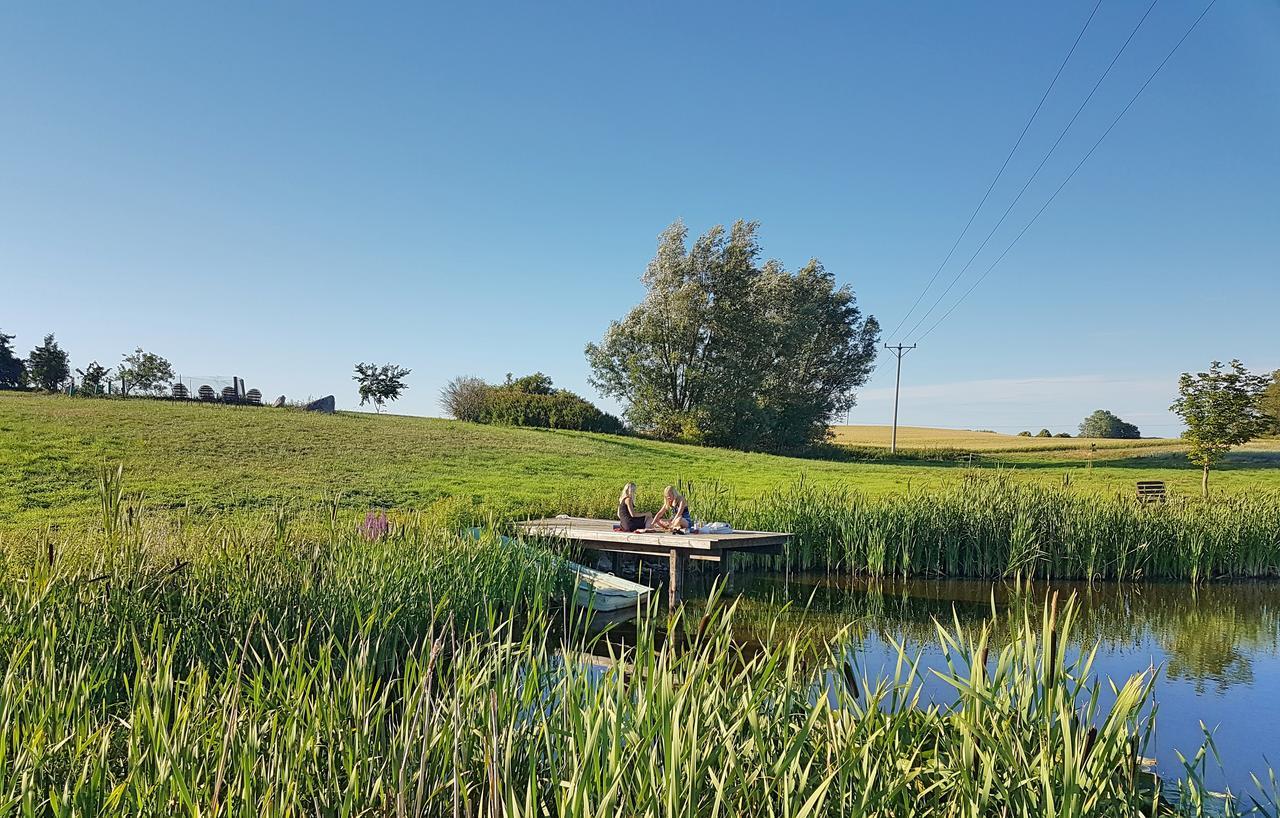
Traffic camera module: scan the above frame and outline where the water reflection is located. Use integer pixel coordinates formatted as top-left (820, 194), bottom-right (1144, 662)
top-left (663, 573), bottom-right (1280, 795)
top-left (686, 576), bottom-right (1278, 691)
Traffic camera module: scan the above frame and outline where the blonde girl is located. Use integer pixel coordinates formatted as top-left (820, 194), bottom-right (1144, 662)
top-left (652, 485), bottom-right (692, 533)
top-left (617, 482), bottom-right (650, 532)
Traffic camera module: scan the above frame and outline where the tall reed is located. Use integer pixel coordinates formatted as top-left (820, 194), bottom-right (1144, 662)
top-left (1, 538), bottom-right (1274, 816)
top-left (679, 475), bottom-right (1280, 581)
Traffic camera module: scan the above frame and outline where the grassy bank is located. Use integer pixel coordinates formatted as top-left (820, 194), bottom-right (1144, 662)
top-left (1, 508), bottom-right (1275, 815)
top-left (2, 393), bottom-right (1279, 531)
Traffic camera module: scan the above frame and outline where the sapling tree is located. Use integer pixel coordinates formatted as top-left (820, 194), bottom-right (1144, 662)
top-left (118, 348), bottom-right (174, 395)
top-left (76, 361), bottom-right (112, 394)
top-left (26, 334), bottom-right (70, 391)
top-left (354, 362), bottom-right (411, 413)
top-left (1170, 359), bottom-right (1271, 498)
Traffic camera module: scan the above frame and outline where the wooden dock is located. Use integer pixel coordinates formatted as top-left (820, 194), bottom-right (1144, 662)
top-left (519, 517), bottom-right (791, 606)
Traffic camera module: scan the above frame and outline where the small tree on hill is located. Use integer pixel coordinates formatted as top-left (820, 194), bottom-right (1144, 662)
top-left (1260, 370), bottom-right (1280, 436)
top-left (1170, 360), bottom-right (1271, 498)
top-left (76, 361), bottom-right (112, 394)
top-left (0, 330), bottom-right (25, 388)
top-left (26, 334), bottom-right (70, 391)
top-left (354, 362), bottom-right (410, 413)
top-left (1078, 409), bottom-right (1140, 439)
top-left (118, 348), bottom-right (174, 396)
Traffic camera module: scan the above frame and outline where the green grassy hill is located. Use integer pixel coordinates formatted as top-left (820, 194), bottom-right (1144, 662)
top-left (2, 392), bottom-right (1277, 530)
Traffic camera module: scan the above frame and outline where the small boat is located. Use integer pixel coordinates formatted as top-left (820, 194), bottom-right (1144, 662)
top-left (568, 561), bottom-right (652, 612)
top-left (465, 527), bottom-right (651, 612)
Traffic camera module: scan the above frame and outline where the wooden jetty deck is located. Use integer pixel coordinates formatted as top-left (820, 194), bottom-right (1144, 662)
top-left (519, 517), bottom-right (791, 606)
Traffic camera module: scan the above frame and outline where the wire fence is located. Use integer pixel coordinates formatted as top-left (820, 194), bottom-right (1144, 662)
top-left (79, 374), bottom-right (271, 405)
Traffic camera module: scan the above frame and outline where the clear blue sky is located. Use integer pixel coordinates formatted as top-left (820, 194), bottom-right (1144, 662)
top-left (3, 2), bottom-right (1276, 436)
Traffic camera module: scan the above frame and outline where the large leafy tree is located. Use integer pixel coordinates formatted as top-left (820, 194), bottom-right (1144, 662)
top-left (0, 330), bottom-right (25, 388)
top-left (354, 362), bottom-right (410, 413)
top-left (26, 333), bottom-right (70, 391)
top-left (1260, 370), bottom-right (1280, 436)
top-left (118, 348), bottom-right (175, 396)
top-left (586, 220), bottom-right (879, 451)
top-left (1170, 360), bottom-right (1271, 497)
top-left (1077, 409), bottom-right (1140, 439)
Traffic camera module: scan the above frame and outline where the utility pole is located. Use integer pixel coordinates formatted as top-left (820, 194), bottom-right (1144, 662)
top-left (885, 343), bottom-right (916, 454)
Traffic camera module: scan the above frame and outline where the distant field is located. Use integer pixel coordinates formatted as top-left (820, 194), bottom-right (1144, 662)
top-left (1, 393), bottom-right (1278, 530)
top-left (830, 425), bottom-right (1182, 453)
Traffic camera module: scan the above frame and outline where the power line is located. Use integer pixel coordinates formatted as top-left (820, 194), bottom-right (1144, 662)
top-left (900, 0), bottom-right (1162, 342)
top-left (914, 0), bottom-right (1218, 343)
top-left (886, 0), bottom-right (1104, 343)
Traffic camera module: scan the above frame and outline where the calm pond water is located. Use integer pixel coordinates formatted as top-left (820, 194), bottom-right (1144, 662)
top-left (607, 571), bottom-right (1280, 797)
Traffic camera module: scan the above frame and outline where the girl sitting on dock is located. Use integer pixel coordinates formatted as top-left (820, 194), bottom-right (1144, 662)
top-left (617, 482), bottom-right (651, 532)
top-left (652, 485), bottom-right (692, 533)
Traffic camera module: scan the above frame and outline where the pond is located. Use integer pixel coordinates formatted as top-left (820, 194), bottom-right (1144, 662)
top-left (609, 571), bottom-right (1280, 798)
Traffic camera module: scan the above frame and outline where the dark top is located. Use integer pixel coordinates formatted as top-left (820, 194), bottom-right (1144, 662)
top-left (618, 500), bottom-right (646, 532)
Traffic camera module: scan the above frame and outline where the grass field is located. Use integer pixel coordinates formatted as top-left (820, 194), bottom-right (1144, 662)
top-left (2, 392), bottom-right (1278, 531)
top-left (3, 394), bottom-right (1279, 812)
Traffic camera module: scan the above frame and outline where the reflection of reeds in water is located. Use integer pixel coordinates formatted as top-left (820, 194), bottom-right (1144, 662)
top-left (677, 574), bottom-right (1280, 693)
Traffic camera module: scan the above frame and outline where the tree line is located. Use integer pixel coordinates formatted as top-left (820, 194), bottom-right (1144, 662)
top-left (0, 329), bottom-right (175, 396)
top-left (8, 220), bottom-right (1280, 488)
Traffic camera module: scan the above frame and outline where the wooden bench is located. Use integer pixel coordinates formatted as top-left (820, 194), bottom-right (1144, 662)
top-left (1136, 481), bottom-right (1167, 503)
top-left (519, 517), bottom-right (790, 607)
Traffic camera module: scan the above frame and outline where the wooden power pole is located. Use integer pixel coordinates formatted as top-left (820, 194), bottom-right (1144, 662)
top-left (885, 343), bottom-right (916, 454)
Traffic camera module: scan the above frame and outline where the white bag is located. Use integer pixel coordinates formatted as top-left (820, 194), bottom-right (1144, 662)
top-left (701, 521), bottom-right (733, 533)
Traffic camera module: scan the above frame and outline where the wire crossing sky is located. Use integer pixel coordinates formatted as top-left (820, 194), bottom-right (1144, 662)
top-left (1, 2), bottom-right (1276, 435)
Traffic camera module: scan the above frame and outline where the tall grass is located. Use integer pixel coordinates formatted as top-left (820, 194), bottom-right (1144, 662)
top-left (673, 474), bottom-right (1280, 581)
top-left (1, 527), bottom-right (1275, 816)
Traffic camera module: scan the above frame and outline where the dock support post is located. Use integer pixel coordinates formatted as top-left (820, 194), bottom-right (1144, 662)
top-left (668, 550), bottom-right (687, 608)
top-left (715, 552), bottom-right (736, 591)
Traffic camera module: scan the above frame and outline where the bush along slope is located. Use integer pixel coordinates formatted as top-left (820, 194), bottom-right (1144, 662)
top-left (442, 371), bottom-right (625, 434)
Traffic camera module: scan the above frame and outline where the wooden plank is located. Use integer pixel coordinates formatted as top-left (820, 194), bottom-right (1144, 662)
top-left (577, 541), bottom-right (723, 561)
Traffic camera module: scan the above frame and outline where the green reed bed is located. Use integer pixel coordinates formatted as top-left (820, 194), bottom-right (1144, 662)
top-left (675, 475), bottom-right (1280, 581)
top-left (2, 518), bottom-right (1276, 817)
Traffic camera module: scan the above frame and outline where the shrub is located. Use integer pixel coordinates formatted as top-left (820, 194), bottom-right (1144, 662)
top-left (1036, 429), bottom-right (1052, 438)
top-left (441, 376), bottom-right (489, 421)
top-left (441, 373), bottom-right (624, 434)
top-left (1017, 431), bottom-right (1032, 437)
